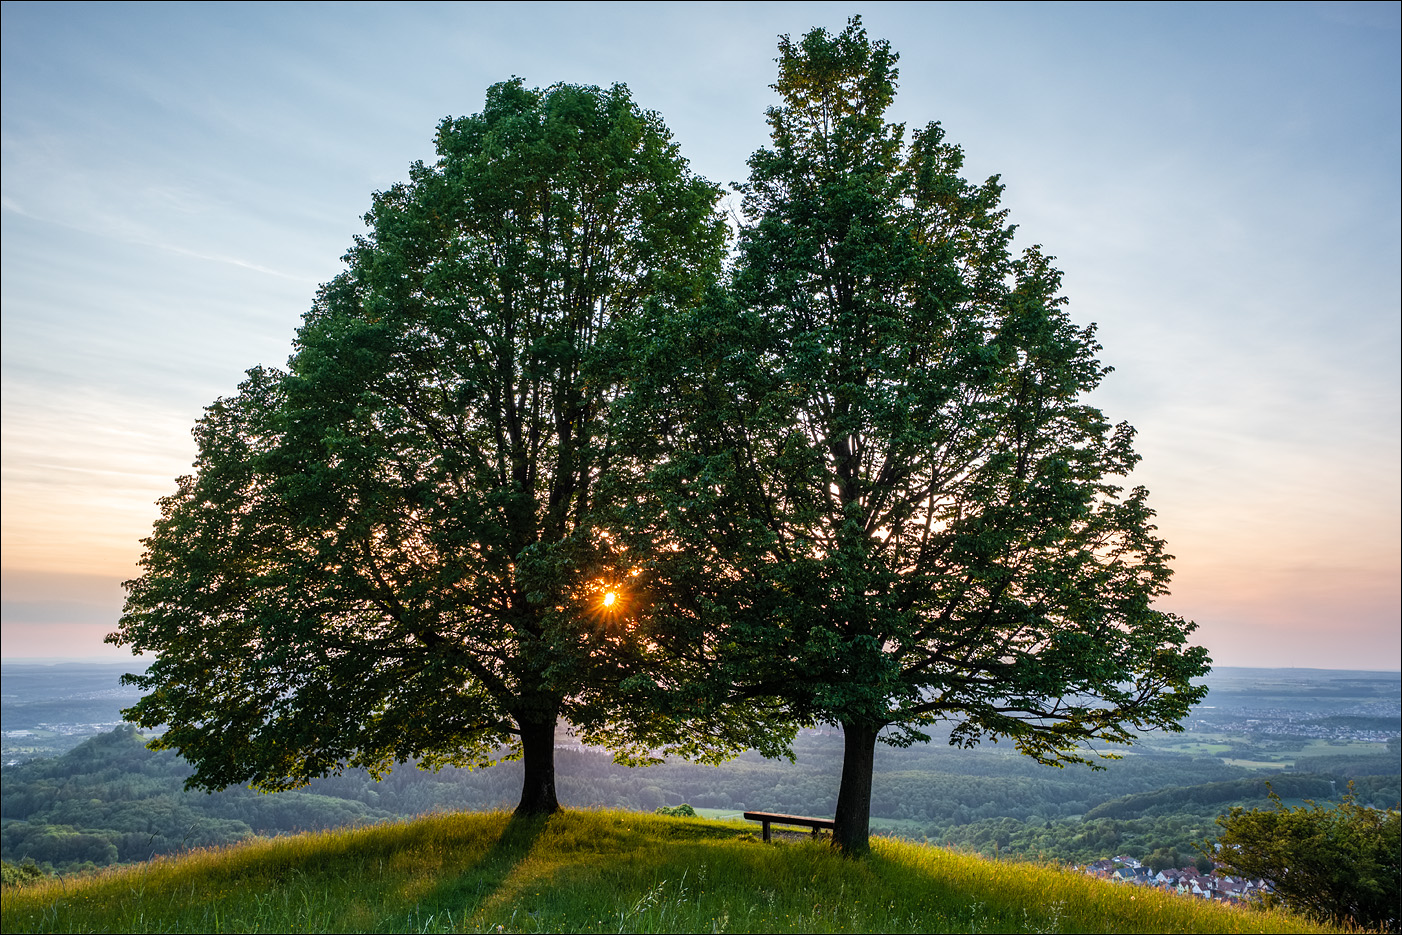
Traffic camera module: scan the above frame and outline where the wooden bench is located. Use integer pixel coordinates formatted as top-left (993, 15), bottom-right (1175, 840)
top-left (743, 810), bottom-right (836, 842)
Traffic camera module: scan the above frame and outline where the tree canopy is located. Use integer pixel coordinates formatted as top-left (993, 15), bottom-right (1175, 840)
top-left (617, 18), bottom-right (1210, 854)
top-left (109, 78), bottom-right (749, 813)
top-left (111, 24), bottom-right (1208, 845)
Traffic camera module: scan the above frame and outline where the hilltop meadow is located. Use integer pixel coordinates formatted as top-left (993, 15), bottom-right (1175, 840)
top-left (0, 809), bottom-right (1346, 934)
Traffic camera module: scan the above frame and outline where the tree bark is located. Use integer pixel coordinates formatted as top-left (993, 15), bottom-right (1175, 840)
top-left (833, 719), bottom-right (879, 856)
top-left (515, 716), bottom-right (561, 815)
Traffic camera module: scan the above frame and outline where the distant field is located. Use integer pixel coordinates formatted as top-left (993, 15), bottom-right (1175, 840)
top-left (690, 806), bottom-right (745, 821)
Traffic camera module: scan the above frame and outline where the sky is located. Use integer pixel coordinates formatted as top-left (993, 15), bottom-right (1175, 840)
top-left (2, 2), bottom-right (1398, 669)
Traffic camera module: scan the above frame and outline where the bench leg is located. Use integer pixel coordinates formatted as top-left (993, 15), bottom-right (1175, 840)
top-left (762, 820), bottom-right (771, 843)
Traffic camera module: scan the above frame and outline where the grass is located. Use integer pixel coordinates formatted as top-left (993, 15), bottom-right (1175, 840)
top-left (1, 809), bottom-right (1349, 933)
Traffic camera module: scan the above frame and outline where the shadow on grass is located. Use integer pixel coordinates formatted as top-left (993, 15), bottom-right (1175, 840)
top-left (863, 848), bottom-right (1035, 933)
top-left (409, 809), bottom-right (549, 923)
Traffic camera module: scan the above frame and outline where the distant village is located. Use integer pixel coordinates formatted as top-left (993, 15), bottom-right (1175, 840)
top-left (1184, 707), bottom-right (1398, 745)
top-left (1079, 856), bottom-right (1271, 905)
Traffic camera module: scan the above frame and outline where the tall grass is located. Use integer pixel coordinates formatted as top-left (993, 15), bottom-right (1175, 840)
top-left (1, 809), bottom-right (1347, 933)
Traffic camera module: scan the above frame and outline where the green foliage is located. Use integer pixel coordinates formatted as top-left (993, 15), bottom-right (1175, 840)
top-left (1292, 753), bottom-right (1402, 789)
top-left (0, 858), bottom-right (47, 887)
top-left (0, 809), bottom-right (1340, 934)
top-left (1212, 786), bottom-right (1401, 931)
top-left (654, 804), bottom-right (697, 817)
top-left (106, 79), bottom-right (756, 813)
top-left (937, 811), bottom-right (1219, 866)
top-left (1083, 775), bottom-right (1337, 821)
top-left (1146, 845), bottom-right (1187, 874)
top-left (622, 15), bottom-right (1209, 854)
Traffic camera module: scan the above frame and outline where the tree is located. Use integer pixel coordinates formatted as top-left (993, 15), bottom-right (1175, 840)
top-left (1146, 845), bottom-right (1184, 874)
top-left (1212, 787), bottom-right (1401, 931)
top-left (108, 79), bottom-right (743, 814)
top-left (620, 18), bottom-right (1210, 854)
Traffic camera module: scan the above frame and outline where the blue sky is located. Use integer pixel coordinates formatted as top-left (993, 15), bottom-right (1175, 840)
top-left (2, 2), bottom-right (1398, 667)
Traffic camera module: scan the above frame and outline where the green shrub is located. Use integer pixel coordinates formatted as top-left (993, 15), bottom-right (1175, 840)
top-left (0, 859), bottom-right (47, 887)
top-left (1211, 785), bottom-right (1400, 931)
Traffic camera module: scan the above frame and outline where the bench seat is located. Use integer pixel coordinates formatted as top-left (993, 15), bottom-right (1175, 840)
top-left (743, 810), bottom-right (836, 842)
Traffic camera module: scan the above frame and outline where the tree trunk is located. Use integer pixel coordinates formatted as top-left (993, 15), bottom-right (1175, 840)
top-left (515, 716), bottom-right (561, 815)
top-left (833, 719), bottom-right (879, 856)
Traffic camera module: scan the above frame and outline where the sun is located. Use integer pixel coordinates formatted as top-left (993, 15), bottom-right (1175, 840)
top-left (587, 580), bottom-right (629, 623)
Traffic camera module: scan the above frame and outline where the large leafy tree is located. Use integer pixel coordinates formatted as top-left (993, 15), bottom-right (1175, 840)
top-left (109, 79), bottom-right (735, 814)
top-left (623, 19), bottom-right (1211, 854)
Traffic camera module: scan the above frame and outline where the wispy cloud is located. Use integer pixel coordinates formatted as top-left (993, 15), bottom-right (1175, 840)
top-left (2, 192), bottom-right (314, 282)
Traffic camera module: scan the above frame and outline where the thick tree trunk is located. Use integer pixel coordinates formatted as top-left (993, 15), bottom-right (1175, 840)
top-left (832, 719), bottom-right (879, 856)
top-left (515, 716), bottom-right (561, 815)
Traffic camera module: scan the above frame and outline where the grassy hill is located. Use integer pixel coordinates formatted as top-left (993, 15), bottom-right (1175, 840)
top-left (0, 809), bottom-right (1341, 933)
